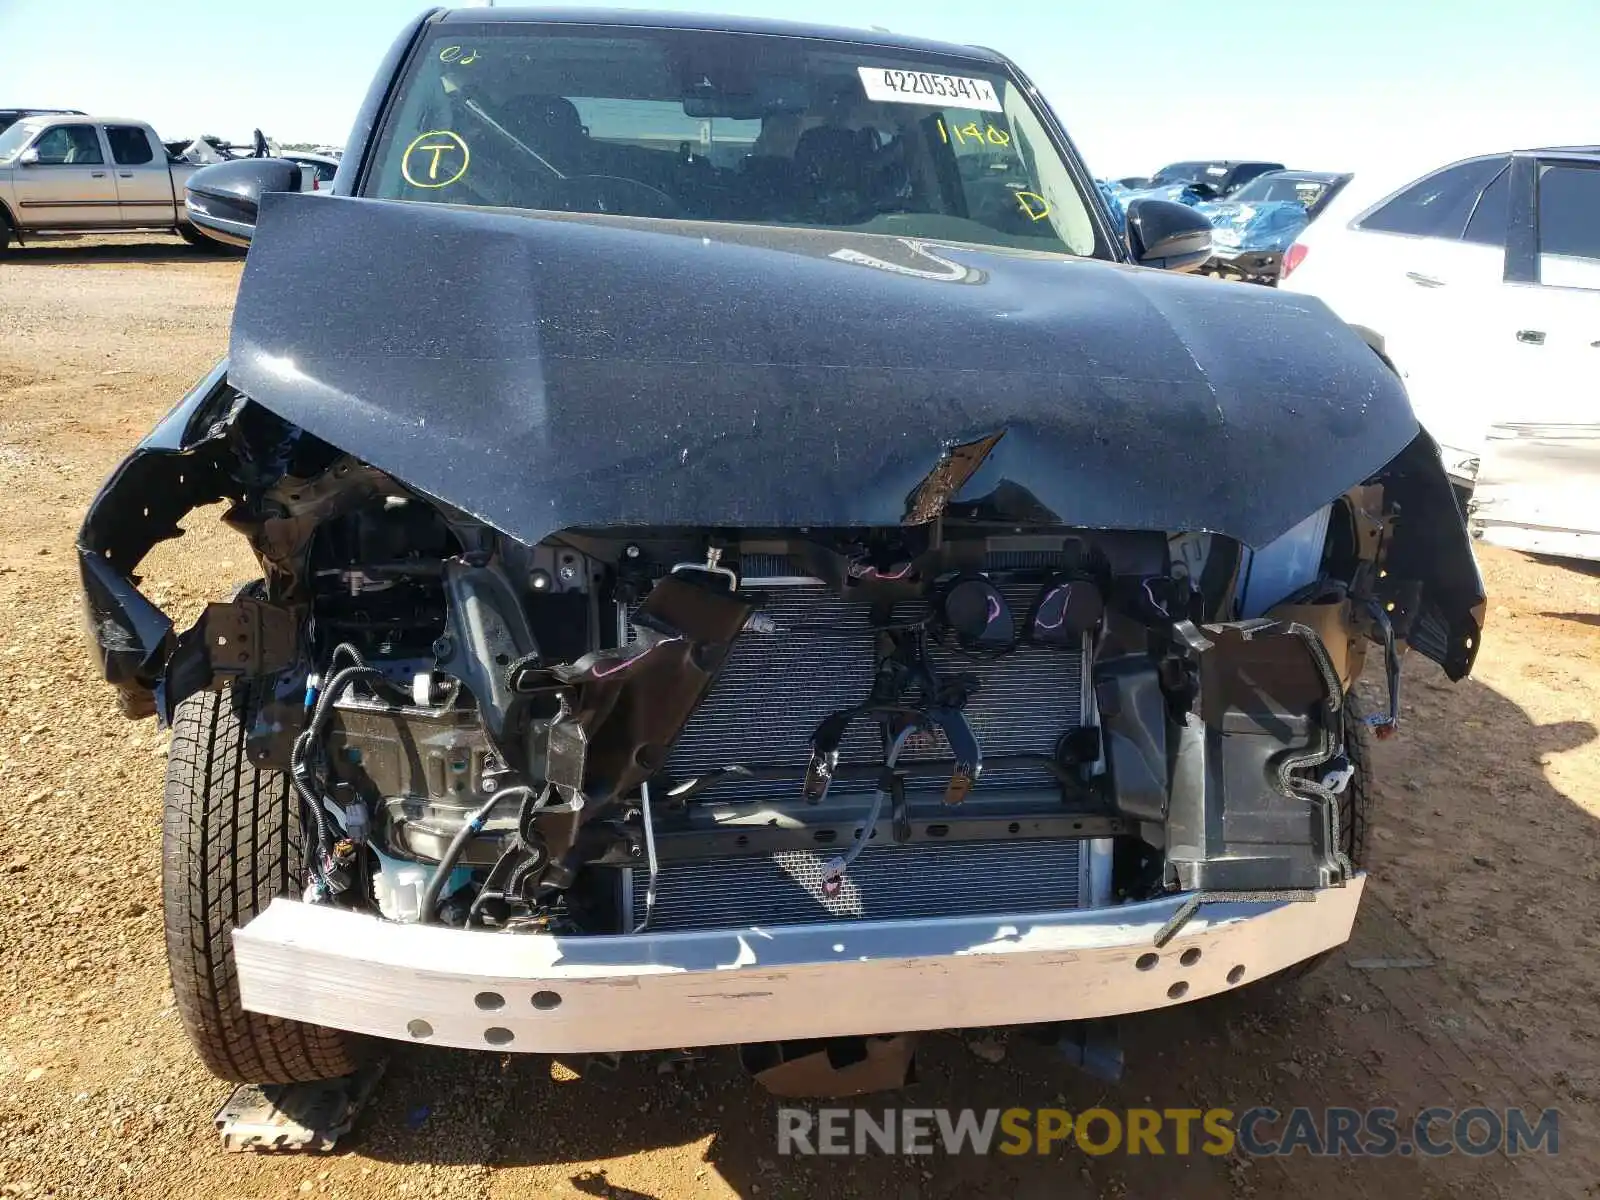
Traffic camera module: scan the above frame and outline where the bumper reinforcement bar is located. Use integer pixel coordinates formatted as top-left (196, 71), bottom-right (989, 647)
top-left (234, 876), bottom-right (1364, 1054)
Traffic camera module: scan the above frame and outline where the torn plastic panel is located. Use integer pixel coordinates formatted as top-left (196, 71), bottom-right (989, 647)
top-left (1101, 617), bottom-right (1350, 891)
top-left (77, 366), bottom-right (240, 718)
top-left (77, 369), bottom-right (395, 722)
top-left (1373, 437), bottom-right (1485, 680)
top-left (517, 572), bottom-right (754, 795)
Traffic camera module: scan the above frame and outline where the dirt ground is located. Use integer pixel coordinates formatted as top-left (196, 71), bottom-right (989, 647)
top-left (2, 235), bottom-right (1599, 1200)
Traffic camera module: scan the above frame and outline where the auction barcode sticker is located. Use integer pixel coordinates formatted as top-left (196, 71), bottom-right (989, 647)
top-left (858, 66), bottom-right (1003, 112)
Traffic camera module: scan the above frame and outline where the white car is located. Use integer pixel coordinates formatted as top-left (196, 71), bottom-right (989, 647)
top-left (1279, 149), bottom-right (1600, 544)
top-left (280, 151), bottom-right (340, 190)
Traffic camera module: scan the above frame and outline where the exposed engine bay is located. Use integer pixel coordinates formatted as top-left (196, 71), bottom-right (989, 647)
top-left (81, 389), bottom-right (1444, 939)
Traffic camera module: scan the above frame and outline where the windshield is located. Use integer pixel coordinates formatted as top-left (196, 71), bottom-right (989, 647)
top-left (1233, 174), bottom-right (1330, 207)
top-left (0, 119), bottom-right (43, 163)
top-left (365, 25), bottom-right (1099, 256)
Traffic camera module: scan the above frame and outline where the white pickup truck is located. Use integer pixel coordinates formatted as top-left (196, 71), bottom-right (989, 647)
top-left (0, 114), bottom-right (208, 253)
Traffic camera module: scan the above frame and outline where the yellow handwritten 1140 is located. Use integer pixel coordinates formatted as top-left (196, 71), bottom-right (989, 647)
top-left (936, 118), bottom-right (1011, 147)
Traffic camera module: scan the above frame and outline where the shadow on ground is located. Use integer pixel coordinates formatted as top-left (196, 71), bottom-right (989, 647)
top-left (1540, 610), bottom-right (1600, 628)
top-left (6, 238), bottom-right (237, 264)
top-left (1531, 553), bottom-right (1600, 579)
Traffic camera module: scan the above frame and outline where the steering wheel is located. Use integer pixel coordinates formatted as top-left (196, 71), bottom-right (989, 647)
top-left (553, 174), bottom-right (681, 219)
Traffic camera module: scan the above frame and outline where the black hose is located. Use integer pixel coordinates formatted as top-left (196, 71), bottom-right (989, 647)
top-left (304, 663), bottom-right (382, 737)
top-left (291, 657), bottom-right (385, 890)
top-left (290, 733), bottom-right (336, 887)
top-left (419, 785), bottom-right (536, 924)
top-left (295, 642), bottom-right (474, 904)
top-left (328, 642), bottom-right (369, 671)
top-left (461, 787), bottom-right (553, 928)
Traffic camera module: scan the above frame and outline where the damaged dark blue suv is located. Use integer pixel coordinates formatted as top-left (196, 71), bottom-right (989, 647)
top-left (79, 8), bottom-right (1483, 1094)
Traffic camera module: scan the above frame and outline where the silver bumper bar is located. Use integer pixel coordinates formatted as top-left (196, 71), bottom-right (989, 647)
top-left (234, 877), bottom-right (1364, 1054)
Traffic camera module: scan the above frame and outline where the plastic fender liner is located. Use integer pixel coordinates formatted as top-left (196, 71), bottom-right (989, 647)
top-left (1374, 433), bottom-right (1486, 680)
top-left (79, 445), bottom-right (234, 718)
top-left (77, 362), bottom-right (240, 719)
top-left (1163, 618), bottom-right (1346, 892)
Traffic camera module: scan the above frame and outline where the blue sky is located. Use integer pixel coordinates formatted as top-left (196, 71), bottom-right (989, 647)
top-left (2, 0), bottom-right (1594, 198)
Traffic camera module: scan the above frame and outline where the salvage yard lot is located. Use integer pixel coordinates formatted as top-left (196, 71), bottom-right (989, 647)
top-left (2, 237), bottom-right (1599, 1200)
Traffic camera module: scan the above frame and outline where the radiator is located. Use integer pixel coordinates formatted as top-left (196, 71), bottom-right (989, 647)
top-left (637, 578), bottom-right (1087, 803)
top-left (627, 837), bottom-right (1085, 931)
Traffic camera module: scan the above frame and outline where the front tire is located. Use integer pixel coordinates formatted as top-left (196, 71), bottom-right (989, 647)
top-left (162, 684), bottom-right (365, 1083)
top-left (1332, 692), bottom-right (1373, 870)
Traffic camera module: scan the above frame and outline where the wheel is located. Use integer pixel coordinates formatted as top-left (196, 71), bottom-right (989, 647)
top-left (1272, 691), bottom-right (1373, 982)
top-left (163, 682), bottom-right (366, 1083)
top-left (1332, 691), bottom-right (1373, 870)
top-left (0, 209), bottom-right (13, 256)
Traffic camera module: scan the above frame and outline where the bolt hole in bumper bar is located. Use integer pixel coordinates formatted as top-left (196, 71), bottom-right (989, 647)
top-left (234, 877), bottom-right (1364, 1054)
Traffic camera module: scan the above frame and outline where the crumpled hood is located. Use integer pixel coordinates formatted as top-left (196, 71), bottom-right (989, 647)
top-left (230, 192), bottom-right (1421, 549)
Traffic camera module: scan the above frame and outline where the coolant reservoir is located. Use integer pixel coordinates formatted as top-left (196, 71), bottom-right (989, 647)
top-left (372, 861), bottom-right (428, 922)
top-left (371, 852), bottom-right (471, 922)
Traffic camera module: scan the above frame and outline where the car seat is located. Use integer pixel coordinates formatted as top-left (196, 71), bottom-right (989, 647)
top-left (793, 125), bottom-right (883, 224)
top-left (501, 95), bottom-right (591, 174)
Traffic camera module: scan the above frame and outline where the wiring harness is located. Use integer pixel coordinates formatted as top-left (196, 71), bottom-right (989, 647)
top-left (289, 643), bottom-right (388, 900)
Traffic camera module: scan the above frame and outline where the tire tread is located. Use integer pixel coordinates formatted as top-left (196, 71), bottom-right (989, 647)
top-left (1273, 692), bottom-right (1374, 983)
top-left (162, 683), bottom-right (363, 1083)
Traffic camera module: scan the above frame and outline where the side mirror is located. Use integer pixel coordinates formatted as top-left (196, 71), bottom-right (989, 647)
top-left (1125, 197), bottom-right (1213, 272)
top-left (17, 148), bottom-right (39, 166)
top-left (184, 157), bottom-right (302, 247)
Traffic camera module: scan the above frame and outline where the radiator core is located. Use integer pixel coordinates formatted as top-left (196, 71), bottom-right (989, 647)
top-left (628, 836), bottom-right (1085, 931)
top-left (642, 579), bottom-right (1087, 804)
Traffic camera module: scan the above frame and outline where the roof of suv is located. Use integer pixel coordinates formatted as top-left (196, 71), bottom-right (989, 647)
top-left (1261, 170), bottom-right (1352, 183)
top-left (436, 7), bottom-right (1007, 62)
top-left (1517, 144), bottom-right (1600, 163)
top-left (1157, 159), bottom-right (1283, 173)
